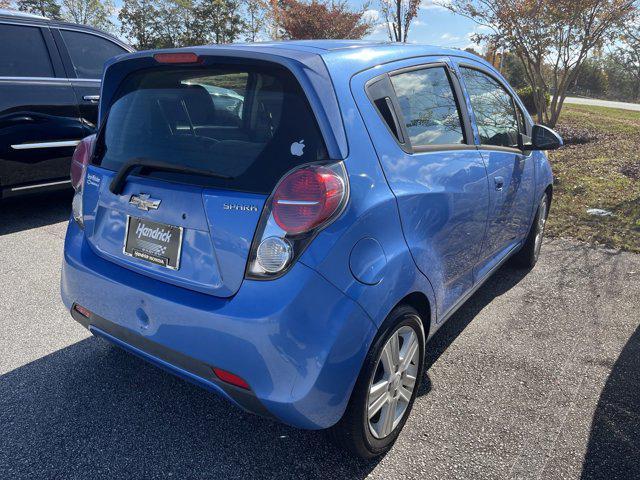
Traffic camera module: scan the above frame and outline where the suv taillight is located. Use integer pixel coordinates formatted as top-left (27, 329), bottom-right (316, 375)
top-left (246, 162), bottom-right (349, 279)
top-left (70, 135), bottom-right (96, 229)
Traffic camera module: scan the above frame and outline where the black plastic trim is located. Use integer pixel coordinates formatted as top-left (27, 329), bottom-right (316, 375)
top-left (70, 305), bottom-right (275, 420)
top-left (50, 27), bottom-right (76, 79)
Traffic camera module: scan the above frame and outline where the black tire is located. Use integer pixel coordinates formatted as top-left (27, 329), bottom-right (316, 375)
top-left (328, 305), bottom-right (425, 459)
top-left (512, 193), bottom-right (550, 269)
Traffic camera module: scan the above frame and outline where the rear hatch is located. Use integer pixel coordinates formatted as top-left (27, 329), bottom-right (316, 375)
top-left (83, 59), bottom-right (329, 297)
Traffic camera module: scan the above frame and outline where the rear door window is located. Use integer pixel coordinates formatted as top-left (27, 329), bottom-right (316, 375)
top-left (96, 65), bottom-right (328, 194)
top-left (0, 24), bottom-right (53, 77)
top-left (60, 30), bottom-right (127, 79)
top-left (389, 66), bottom-right (465, 147)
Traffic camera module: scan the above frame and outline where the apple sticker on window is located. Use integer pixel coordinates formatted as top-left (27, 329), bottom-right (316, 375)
top-left (290, 139), bottom-right (305, 157)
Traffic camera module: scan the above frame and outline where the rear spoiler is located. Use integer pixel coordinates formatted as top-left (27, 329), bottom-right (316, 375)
top-left (99, 46), bottom-right (348, 160)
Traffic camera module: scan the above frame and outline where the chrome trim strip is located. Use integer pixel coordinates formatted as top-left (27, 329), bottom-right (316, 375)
top-left (275, 200), bottom-right (320, 205)
top-left (0, 19), bottom-right (48, 27)
top-left (11, 140), bottom-right (81, 150)
top-left (57, 26), bottom-right (132, 51)
top-left (0, 19), bottom-right (132, 52)
top-left (0, 76), bottom-right (100, 81)
top-left (0, 76), bottom-right (69, 84)
top-left (10, 179), bottom-right (71, 191)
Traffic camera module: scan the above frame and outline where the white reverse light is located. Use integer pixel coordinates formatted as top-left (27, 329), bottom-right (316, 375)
top-left (256, 236), bottom-right (292, 273)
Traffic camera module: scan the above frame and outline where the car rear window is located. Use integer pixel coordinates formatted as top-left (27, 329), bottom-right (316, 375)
top-left (94, 65), bottom-right (328, 194)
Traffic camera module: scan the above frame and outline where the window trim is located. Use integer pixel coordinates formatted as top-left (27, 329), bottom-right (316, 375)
top-left (367, 61), bottom-right (475, 154)
top-left (365, 74), bottom-right (410, 152)
top-left (457, 62), bottom-right (531, 154)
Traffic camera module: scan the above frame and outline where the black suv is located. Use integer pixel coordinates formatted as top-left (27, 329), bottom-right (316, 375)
top-left (0, 9), bottom-right (133, 198)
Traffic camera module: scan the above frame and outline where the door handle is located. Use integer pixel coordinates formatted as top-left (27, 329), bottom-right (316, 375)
top-left (83, 95), bottom-right (100, 103)
top-left (494, 176), bottom-right (505, 191)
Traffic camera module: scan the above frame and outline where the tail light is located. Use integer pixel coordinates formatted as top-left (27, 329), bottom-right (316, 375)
top-left (70, 135), bottom-right (96, 229)
top-left (272, 167), bottom-right (344, 234)
top-left (246, 162), bottom-right (349, 279)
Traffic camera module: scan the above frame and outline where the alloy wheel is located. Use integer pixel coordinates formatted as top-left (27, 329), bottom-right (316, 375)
top-left (366, 325), bottom-right (420, 439)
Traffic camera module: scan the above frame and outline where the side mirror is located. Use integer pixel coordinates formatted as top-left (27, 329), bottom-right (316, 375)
top-left (523, 124), bottom-right (564, 151)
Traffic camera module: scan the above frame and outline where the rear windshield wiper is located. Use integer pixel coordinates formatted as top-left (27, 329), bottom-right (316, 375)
top-left (109, 157), bottom-right (233, 195)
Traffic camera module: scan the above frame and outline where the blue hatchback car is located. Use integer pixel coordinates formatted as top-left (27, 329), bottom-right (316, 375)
top-left (61, 41), bottom-right (562, 458)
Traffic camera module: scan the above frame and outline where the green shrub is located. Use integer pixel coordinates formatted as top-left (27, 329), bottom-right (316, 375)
top-left (516, 86), bottom-right (550, 115)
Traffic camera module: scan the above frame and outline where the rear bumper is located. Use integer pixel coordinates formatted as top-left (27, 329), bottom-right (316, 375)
top-left (61, 219), bottom-right (376, 429)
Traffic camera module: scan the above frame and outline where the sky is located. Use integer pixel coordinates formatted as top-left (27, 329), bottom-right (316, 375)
top-left (358, 0), bottom-right (484, 50)
top-left (110, 0), bottom-right (485, 51)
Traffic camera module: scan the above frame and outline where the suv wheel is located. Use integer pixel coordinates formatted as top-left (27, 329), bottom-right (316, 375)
top-left (328, 305), bottom-right (425, 459)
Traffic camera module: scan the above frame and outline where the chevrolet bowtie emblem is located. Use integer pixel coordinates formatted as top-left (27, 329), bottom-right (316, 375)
top-left (129, 193), bottom-right (161, 211)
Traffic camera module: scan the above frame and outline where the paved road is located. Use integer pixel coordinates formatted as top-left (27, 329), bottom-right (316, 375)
top-left (565, 96), bottom-right (640, 111)
top-left (1, 193), bottom-right (639, 480)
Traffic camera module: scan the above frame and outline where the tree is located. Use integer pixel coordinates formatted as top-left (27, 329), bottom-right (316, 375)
top-left (501, 52), bottom-right (527, 89)
top-left (194, 0), bottom-right (244, 44)
top-left (243, 0), bottom-right (268, 41)
top-left (444, 0), bottom-right (637, 127)
top-left (17, 0), bottom-right (62, 19)
top-left (611, 23), bottom-right (640, 101)
top-left (119, 0), bottom-right (162, 50)
top-left (120, 0), bottom-right (244, 49)
top-left (276, 0), bottom-right (373, 40)
top-left (379, 0), bottom-right (421, 43)
top-left (62, 0), bottom-right (115, 31)
top-left (152, 0), bottom-right (195, 47)
top-left (571, 57), bottom-right (608, 97)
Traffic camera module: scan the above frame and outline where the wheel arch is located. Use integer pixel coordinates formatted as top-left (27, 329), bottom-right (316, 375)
top-left (397, 291), bottom-right (432, 341)
top-left (544, 183), bottom-right (553, 204)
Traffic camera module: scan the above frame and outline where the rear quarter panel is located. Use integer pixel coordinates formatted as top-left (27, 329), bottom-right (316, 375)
top-left (299, 55), bottom-right (438, 333)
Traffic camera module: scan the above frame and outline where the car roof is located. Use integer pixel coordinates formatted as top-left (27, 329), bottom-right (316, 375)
top-left (0, 8), bottom-right (47, 20)
top-left (194, 40), bottom-right (492, 75)
top-left (0, 8), bottom-right (133, 51)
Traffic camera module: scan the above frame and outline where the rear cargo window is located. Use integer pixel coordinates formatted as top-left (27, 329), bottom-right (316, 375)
top-left (95, 65), bottom-right (328, 194)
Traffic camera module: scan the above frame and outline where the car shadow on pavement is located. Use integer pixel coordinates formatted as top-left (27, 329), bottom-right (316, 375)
top-left (418, 264), bottom-right (530, 396)
top-left (580, 324), bottom-right (640, 480)
top-left (0, 190), bottom-right (72, 236)
top-left (0, 264), bottom-right (530, 479)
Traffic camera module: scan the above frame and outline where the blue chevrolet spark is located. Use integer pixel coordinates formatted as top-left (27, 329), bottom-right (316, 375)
top-left (61, 41), bottom-right (562, 458)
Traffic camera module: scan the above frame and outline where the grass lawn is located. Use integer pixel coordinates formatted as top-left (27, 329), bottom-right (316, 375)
top-left (548, 104), bottom-right (640, 252)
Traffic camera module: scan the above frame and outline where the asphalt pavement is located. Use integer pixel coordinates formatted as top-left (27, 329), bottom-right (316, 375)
top-left (1, 192), bottom-right (639, 479)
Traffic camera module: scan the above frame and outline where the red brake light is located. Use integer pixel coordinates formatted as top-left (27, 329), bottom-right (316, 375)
top-left (70, 135), bottom-right (95, 190)
top-left (153, 52), bottom-right (200, 64)
top-left (212, 367), bottom-right (250, 390)
top-left (272, 166), bottom-right (345, 235)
